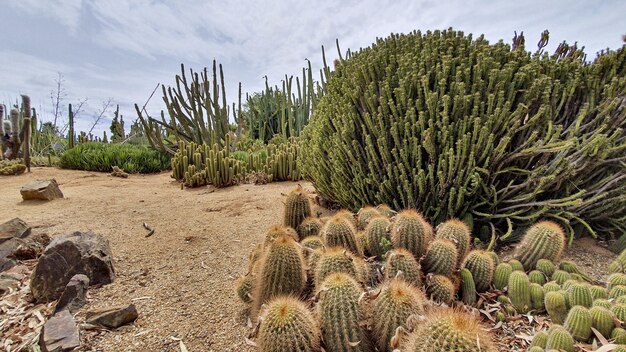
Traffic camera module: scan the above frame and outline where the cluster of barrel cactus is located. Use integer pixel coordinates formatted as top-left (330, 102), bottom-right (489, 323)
top-left (170, 136), bottom-right (300, 187)
top-left (0, 158), bottom-right (27, 175)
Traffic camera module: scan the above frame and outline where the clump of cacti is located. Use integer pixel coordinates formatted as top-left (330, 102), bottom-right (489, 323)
top-left (384, 249), bottom-right (422, 286)
top-left (426, 274), bottom-right (456, 305)
top-left (493, 262), bottom-right (513, 291)
top-left (545, 325), bottom-right (575, 352)
top-left (545, 290), bottom-right (569, 324)
top-left (316, 273), bottom-right (369, 352)
top-left (460, 268), bottom-right (477, 306)
top-left (390, 210), bottom-right (432, 259)
top-left (356, 206), bottom-right (380, 230)
top-left (253, 235), bottom-right (306, 315)
top-left (422, 239), bottom-right (458, 276)
top-left (314, 247), bottom-right (359, 288)
top-left (564, 305), bottom-right (592, 342)
top-left (461, 250), bottom-right (495, 292)
top-left (257, 296), bottom-right (321, 352)
top-left (284, 186), bottom-right (312, 238)
top-left (364, 216), bottom-right (392, 258)
top-left (508, 271), bottom-right (531, 313)
top-left (299, 217), bottom-right (323, 239)
top-left (322, 215), bottom-right (360, 255)
top-left (515, 221), bottom-right (565, 270)
top-left (402, 308), bottom-right (496, 352)
top-left (372, 279), bottom-right (425, 352)
top-left (0, 159), bottom-right (26, 175)
top-left (435, 219), bottom-right (471, 265)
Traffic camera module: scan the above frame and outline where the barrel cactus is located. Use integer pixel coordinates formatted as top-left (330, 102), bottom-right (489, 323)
top-left (564, 305), bottom-right (592, 342)
top-left (264, 225), bottom-right (299, 247)
top-left (364, 216), bottom-right (392, 258)
top-left (515, 221), bottom-right (565, 270)
top-left (590, 306), bottom-right (615, 339)
top-left (356, 206), bottom-right (381, 230)
top-left (299, 217), bottom-right (323, 239)
top-left (426, 274), bottom-right (456, 305)
top-left (545, 290), bottom-right (569, 324)
top-left (314, 247), bottom-right (359, 288)
top-left (384, 248), bottom-right (422, 286)
top-left (530, 283), bottom-right (545, 310)
top-left (283, 186), bottom-right (312, 237)
top-left (322, 215), bottom-right (360, 255)
top-left (390, 209), bottom-right (433, 258)
top-left (461, 250), bottom-right (495, 292)
top-left (608, 273), bottom-right (626, 290)
top-left (551, 270), bottom-right (572, 285)
top-left (257, 296), bottom-right (321, 352)
top-left (528, 270), bottom-right (547, 285)
top-left (545, 325), bottom-right (575, 352)
top-left (236, 275), bottom-right (254, 304)
top-left (435, 219), bottom-right (471, 265)
top-left (530, 331), bottom-right (548, 348)
top-left (508, 259), bottom-right (525, 272)
top-left (508, 271), bottom-right (531, 313)
top-left (536, 258), bottom-right (557, 277)
top-left (493, 262), bottom-right (513, 291)
top-left (543, 281), bottom-right (561, 294)
top-left (422, 239), bottom-right (458, 276)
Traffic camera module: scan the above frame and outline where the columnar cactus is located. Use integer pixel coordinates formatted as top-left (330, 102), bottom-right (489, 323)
top-left (460, 268), bottom-right (477, 306)
top-left (545, 291), bottom-right (569, 324)
top-left (384, 249), bottom-right (422, 286)
top-left (253, 235), bottom-right (306, 315)
top-left (462, 250), bottom-right (495, 292)
top-left (284, 186), bottom-right (312, 238)
top-left (316, 273), bottom-right (369, 352)
top-left (422, 239), bottom-right (458, 276)
top-left (372, 279), bottom-right (425, 352)
top-left (493, 262), bottom-right (513, 291)
top-left (545, 325), bottom-right (575, 352)
top-left (356, 206), bottom-right (381, 230)
top-left (590, 306), bottom-right (615, 339)
top-left (299, 217), bottom-right (323, 239)
top-left (567, 283), bottom-right (593, 308)
top-left (314, 247), bottom-right (359, 288)
top-left (401, 309), bottom-right (496, 352)
top-left (508, 271), bottom-right (531, 313)
top-left (322, 215), bottom-right (360, 255)
top-left (426, 274), bottom-right (456, 305)
top-left (435, 219), bottom-right (471, 265)
top-left (364, 216), bottom-right (392, 259)
top-left (536, 258), bottom-right (557, 277)
top-left (390, 210), bottom-right (433, 259)
top-left (564, 305), bottom-right (592, 342)
top-left (257, 296), bottom-right (321, 352)
top-left (530, 283), bottom-right (545, 310)
top-left (515, 221), bottom-right (566, 270)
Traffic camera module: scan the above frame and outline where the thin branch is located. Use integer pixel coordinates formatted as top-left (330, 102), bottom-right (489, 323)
top-left (87, 98), bottom-right (113, 135)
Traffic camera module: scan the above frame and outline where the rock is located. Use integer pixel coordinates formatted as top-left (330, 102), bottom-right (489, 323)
top-left (20, 179), bottom-right (64, 201)
top-left (54, 274), bottom-right (89, 314)
top-left (39, 309), bottom-right (80, 352)
top-left (30, 231), bottom-right (115, 302)
top-left (86, 303), bottom-right (138, 328)
top-left (0, 232), bottom-right (50, 272)
top-left (0, 218), bottom-right (31, 244)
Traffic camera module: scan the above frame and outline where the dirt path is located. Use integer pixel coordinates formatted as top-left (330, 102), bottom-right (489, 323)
top-left (1, 168), bottom-right (315, 351)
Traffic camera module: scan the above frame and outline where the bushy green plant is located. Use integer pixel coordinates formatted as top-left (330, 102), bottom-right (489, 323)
top-left (59, 142), bottom-right (170, 173)
top-left (299, 28), bottom-right (626, 240)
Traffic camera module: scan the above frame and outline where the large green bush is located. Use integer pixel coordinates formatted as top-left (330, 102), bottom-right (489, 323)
top-left (300, 29), bottom-right (626, 240)
top-left (60, 142), bottom-right (171, 173)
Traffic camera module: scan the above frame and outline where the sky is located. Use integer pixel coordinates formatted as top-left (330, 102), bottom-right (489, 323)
top-left (1, 0), bottom-right (625, 138)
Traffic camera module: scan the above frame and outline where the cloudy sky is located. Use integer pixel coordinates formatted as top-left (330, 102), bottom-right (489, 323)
top-left (1, 0), bottom-right (625, 137)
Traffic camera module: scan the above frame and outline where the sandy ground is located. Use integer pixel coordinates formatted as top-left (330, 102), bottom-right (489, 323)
top-left (1, 167), bottom-right (318, 352)
top-left (0, 167), bottom-right (618, 351)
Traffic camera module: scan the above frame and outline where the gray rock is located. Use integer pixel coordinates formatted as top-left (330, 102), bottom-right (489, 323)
top-left (0, 232), bottom-right (50, 272)
top-left (86, 303), bottom-right (138, 328)
top-left (0, 218), bottom-right (31, 244)
top-left (20, 179), bottom-right (64, 201)
top-left (39, 309), bottom-right (80, 352)
top-left (54, 274), bottom-right (89, 314)
top-left (30, 231), bottom-right (115, 302)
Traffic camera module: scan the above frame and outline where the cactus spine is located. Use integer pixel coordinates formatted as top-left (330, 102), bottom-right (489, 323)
top-left (493, 262), bottom-right (513, 291)
top-left (284, 186), bottom-right (312, 238)
top-left (545, 290), bottom-right (569, 324)
top-left (460, 268), bottom-right (477, 306)
top-left (590, 306), bottom-right (615, 339)
top-left (322, 215), bottom-right (360, 255)
top-left (545, 325), bottom-right (575, 352)
top-left (402, 309), bottom-right (496, 352)
top-left (316, 273), bottom-right (369, 352)
top-left (264, 225), bottom-right (299, 247)
top-left (257, 296), bottom-right (321, 352)
top-left (372, 279), bottom-right (425, 352)
top-left (364, 216), bottom-right (392, 258)
top-left (422, 239), bottom-right (458, 276)
top-left (462, 250), bottom-right (495, 292)
top-left (435, 219), bottom-right (471, 265)
top-left (384, 249), bottom-right (422, 286)
top-left (564, 305), bottom-right (592, 342)
top-left (426, 274), bottom-right (456, 305)
top-left (508, 271), bottom-right (531, 313)
top-left (253, 235), bottom-right (306, 315)
top-left (390, 210), bottom-right (433, 259)
top-left (515, 221), bottom-right (566, 270)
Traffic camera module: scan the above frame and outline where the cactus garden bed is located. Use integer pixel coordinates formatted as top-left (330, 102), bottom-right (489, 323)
top-left (0, 168), bottom-right (621, 351)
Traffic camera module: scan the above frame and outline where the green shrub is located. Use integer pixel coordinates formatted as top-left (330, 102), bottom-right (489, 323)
top-left (60, 142), bottom-right (170, 173)
top-left (299, 28), bottom-right (626, 239)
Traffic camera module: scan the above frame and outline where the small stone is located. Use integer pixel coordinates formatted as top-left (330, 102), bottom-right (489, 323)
top-left (21, 179), bottom-right (64, 201)
top-left (86, 303), bottom-right (138, 328)
top-left (54, 274), bottom-right (89, 314)
top-left (39, 309), bottom-right (80, 352)
top-left (0, 218), bottom-right (31, 244)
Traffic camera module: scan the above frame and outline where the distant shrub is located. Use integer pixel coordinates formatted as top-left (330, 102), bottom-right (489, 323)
top-left (60, 142), bottom-right (170, 173)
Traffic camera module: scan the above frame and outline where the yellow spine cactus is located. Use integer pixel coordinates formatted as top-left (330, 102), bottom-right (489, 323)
top-left (422, 239), bottom-right (458, 276)
top-left (545, 290), bottom-right (569, 324)
top-left (322, 215), bottom-right (360, 255)
top-left (435, 219), bottom-right (471, 265)
top-left (298, 217), bottom-right (323, 239)
top-left (461, 250), bottom-right (495, 292)
top-left (515, 221), bottom-right (566, 271)
top-left (390, 209), bottom-right (433, 259)
top-left (426, 274), bottom-right (456, 305)
top-left (257, 296), bottom-right (321, 352)
top-left (564, 305), bottom-right (592, 342)
top-left (356, 206), bottom-right (381, 230)
top-left (283, 186), bottom-right (312, 239)
top-left (545, 325), bottom-right (574, 352)
top-left (314, 247), bottom-right (359, 289)
top-left (384, 248), bottom-right (422, 286)
top-left (364, 216), bottom-right (392, 259)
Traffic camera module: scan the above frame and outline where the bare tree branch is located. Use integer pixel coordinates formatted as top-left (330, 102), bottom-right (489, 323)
top-left (87, 98), bottom-right (113, 135)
